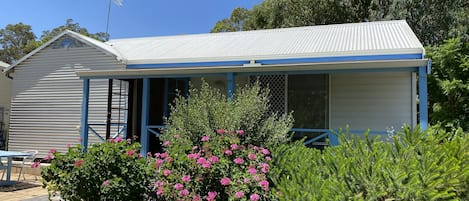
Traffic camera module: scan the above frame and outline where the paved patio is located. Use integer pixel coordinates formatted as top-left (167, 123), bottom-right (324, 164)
top-left (0, 173), bottom-right (50, 201)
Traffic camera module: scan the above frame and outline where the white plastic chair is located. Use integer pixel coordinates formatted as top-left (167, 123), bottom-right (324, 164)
top-left (14, 150), bottom-right (38, 181)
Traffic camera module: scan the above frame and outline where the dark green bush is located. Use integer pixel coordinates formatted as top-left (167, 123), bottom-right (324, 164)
top-left (41, 138), bottom-right (156, 201)
top-left (271, 126), bottom-right (469, 200)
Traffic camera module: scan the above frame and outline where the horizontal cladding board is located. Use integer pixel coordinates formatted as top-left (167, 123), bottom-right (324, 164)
top-left (330, 72), bottom-right (413, 131)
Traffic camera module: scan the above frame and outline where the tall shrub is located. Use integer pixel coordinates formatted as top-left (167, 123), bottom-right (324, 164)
top-left (271, 126), bottom-right (469, 200)
top-left (166, 81), bottom-right (293, 148)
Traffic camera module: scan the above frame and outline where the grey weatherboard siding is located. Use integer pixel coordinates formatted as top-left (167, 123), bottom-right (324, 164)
top-left (8, 37), bottom-right (125, 157)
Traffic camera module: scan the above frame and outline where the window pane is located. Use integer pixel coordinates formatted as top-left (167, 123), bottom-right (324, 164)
top-left (288, 74), bottom-right (328, 129)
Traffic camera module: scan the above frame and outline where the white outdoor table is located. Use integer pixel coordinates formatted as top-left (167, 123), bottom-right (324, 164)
top-left (0, 150), bottom-right (33, 186)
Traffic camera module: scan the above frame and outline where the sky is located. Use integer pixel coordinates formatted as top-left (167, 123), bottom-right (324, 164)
top-left (1, 0), bottom-right (263, 40)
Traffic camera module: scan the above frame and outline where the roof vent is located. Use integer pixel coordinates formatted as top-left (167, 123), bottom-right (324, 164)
top-left (243, 60), bottom-right (261, 67)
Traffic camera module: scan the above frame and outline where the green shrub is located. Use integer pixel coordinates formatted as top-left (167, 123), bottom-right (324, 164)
top-left (271, 126), bottom-right (469, 200)
top-left (41, 138), bottom-right (156, 201)
top-left (166, 81), bottom-right (293, 148)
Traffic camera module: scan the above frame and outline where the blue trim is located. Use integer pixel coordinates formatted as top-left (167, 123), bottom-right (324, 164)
top-left (258, 53), bottom-right (423, 65)
top-left (419, 66), bottom-right (428, 129)
top-left (80, 79), bottom-right (90, 152)
top-left (128, 60), bottom-right (249, 69)
top-left (227, 73), bottom-right (235, 100)
top-left (427, 59), bottom-right (432, 74)
top-left (140, 78), bottom-right (150, 156)
top-left (126, 53), bottom-right (423, 69)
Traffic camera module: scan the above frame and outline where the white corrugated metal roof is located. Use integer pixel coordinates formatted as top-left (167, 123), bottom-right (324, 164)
top-left (107, 20), bottom-right (424, 65)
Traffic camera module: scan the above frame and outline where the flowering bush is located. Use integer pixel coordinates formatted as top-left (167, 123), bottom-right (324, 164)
top-left (154, 128), bottom-right (278, 200)
top-left (41, 137), bottom-right (156, 201)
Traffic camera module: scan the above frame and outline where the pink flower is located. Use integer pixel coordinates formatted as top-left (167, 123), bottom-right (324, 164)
top-left (243, 178), bottom-right (250, 184)
top-left (259, 180), bottom-right (269, 191)
top-left (174, 183), bottom-right (184, 190)
top-left (236, 130), bottom-right (245, 135)
top-left (201, 135), bottom-right (210, 142)
top-left (265, 156), bottom-right (271, 161)
top-left (196, 157), bottom-right (207, 164)
top-left (193, 195), bottom-right (202, 201)
top-left (113, 136), bottom-right (123, 143)
top-left (126, 150), bottom-right (135, 156)
top-left (102, 180), bottom-right (110, 187)
top-left (224, 150), bottom-right (233, 155)
top-left (166, 157), bottom-right (174, 163)
top-left (248, 153), bottom-right (256, 160)
top-left (250, 194), bottom-right (260, 201)
top-left (253, 175), bottom-right (260, 181)
top-left (233, 157), bottom-right (244, 164)
top-left (48, 148), bottom-right (57, 154)
top-left (235, 191), bottom-right (244, 198)
top-left (156, 187), bottom-right (164, 196)
top-left (231, 144), bottom-right (239, 150)
top-left (192, 146), bottom-right (199, 150)
top-left (207, 191), bottom-right (217, 201)
top-left (201, 162), bottom-right (212, 169)
top-left (209, 156), bottom-right (219, 163)
top-left (216, 129), bottom-right (225, 135)
top-left (260, 163), bottom-right (270, 173)
top-left (248, 167), bottom-right (257, 175)
top-left (261, 148), bottom-right (270, 155)
top-left (182, 175), bottom-right (191, 182)
top-left (220, 177), bottom-right (231, 186)
top-left (160, 152), bottom-right (168, 159)
top-left (138, 153), bottom-right (143, 158)
top-left (163, 140), bottom-right (170, 146)
top-left (253, 146), bottom-right (259, 150)
top-left (44, 154), bottom-right (54, 161)
top-left (180, 189), bottom-right (189, 197)
top-left (155, 159), bottom-right (164, 168)
top-left (154, 181), bottom-right (164, 187)
top-left (154, 153), bottom-right (161, 158)
top-left (74, 160), bottom-right (84, 167)
top-left (31, 161), bottom-right (40, 168)
top-left (163, 169), bottom-right (171, 177)
top-left (188, 153), bottom-right (201, 159)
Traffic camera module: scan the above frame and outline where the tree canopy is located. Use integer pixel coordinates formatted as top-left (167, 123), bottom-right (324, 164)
top-left (0, 19), bottom-right (108, 64)
top-left (212, 0), bottom-right (468, 45)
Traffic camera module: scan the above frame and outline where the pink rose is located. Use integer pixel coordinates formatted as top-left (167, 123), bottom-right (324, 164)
top-left (193, 195), bottom-right (202, 201)
top-left (216, 129), bottom-right (225, 135)
top-left (224, 150), bottom-right (233, 155)
top-left (163, 169), bottom-right (171, 177)
top-left (220, 177), bottom-right (231, 186)
top-left (174, 183), bottom-right (184, 190)
top-left (235, 191), bottom-right (244, 198)
top-left (156, 187), bottom-right (164, 196)
top-left (74, 160), bottom-right (84, 167)
top-left (192, 146), bottom-right (199, 150)
top-left (155, 159), bottom-right (164, 168)
top-left (126, 150), bottom-right (135, 156)
top-left (250, 194), bottom-right (260, 201)
top-left (236, 130), bottom-right (245, 135)
top-left (163, 140), bottom-right (170, 146)
top-left (160, 152), bottom-right (168, 159)
top-left (260, 163), bottom-right (270, 173)
top-left (265, 156), bottom-right (271, 161)
top-left (259, 180), bottom-right (269, 191)
top-left (102, 180), bottom-right (110, 186)
top-left (207, 191), bottom-right (217, 201)
top-left (188, 153), bottom-right (201, 159)
top-left (180, 189), bottom-right (189, 197)
top-left (196, 157), bottom-right (207, 164)
top-left (231, 144), bottom-right (239, 150)
top-left (48, 148), bottom-right (57, 154)
top-left (166, 157), bottom-right (174, 163)
top-left (209, 156), bottom-right (219, 163)
top-left (154, 181), bottom-right (164, 187)
top-left (113, 136), bottom-right (123, 143)
top-left (233, 157), bottom-right (244, 164)
top-left (248, 153), bottom-right (256, 160)
top-left (243, 178), bottom-right (250, 184)
top-left (201, 135), bottom-right (210, 142)
top-left (248, 167), bottom-right (257, 175)
top-left (182, 175), bottom-right (191, 182)
top-left (261, 148), bottom-right (270, 155)
top-left (201, 162), bottom-right (212, 169)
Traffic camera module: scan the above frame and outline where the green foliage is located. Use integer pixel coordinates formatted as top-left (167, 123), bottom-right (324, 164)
top-left (427, 37), bottom-right (469, 131)
top-left (41, 138), bottom-right (156, 201)
top-left (40, 19), bottom-right (109, 42)
top-left (0, 23), bottom-right (40, 64)
top-left (212, 0), bottom-right (468, 45)
top-left (166, 81), bottom-right (293, 148)
top-left (271, 126), bottom-right (469, 200)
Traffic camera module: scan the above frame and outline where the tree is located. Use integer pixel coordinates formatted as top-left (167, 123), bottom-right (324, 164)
top-left (40, 19), bottom-right (109, 42)
top-left (0, 23), bottom-right (40, 64)
top-left (212, 0), bottom-right (469, 45)
top-left (427, 38), bottom-right (469, 131)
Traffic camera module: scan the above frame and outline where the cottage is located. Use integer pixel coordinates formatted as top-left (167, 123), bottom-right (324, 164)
top-left (4, 20), bottom-right (429, 156)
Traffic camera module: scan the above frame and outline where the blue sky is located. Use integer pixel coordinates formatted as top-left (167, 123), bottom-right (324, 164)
top-left (1, 0), bottom-right (262, 39)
